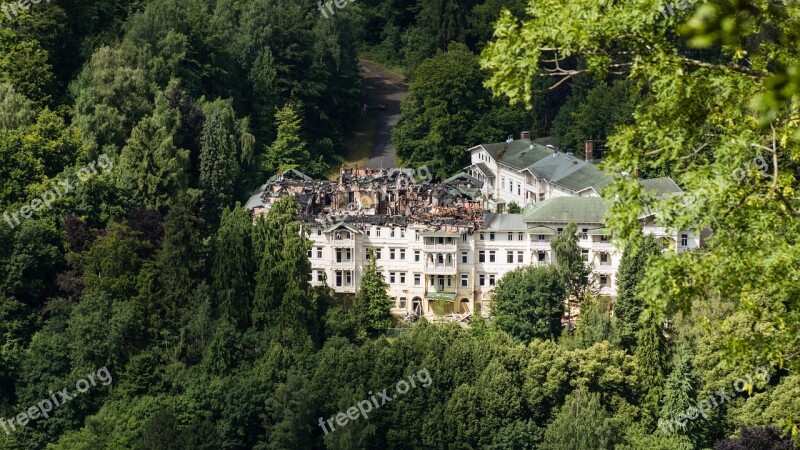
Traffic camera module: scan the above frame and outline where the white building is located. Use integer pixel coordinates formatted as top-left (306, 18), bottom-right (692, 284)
top-left (247, 138), bottom-right (702, 322)
top-left (465, 135), bottom-right (611, 212)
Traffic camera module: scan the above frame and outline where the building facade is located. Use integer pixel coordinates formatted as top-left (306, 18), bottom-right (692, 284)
top-left (246, 136), bottom-right (702, 321)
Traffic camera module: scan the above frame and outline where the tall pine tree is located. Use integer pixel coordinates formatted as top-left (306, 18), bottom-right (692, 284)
top-left (613, 234), bottom-right (662, 351)
top-left (212, 203), bottom-right (254, 328)
top-left (356, 249), bottom-right (393, 337)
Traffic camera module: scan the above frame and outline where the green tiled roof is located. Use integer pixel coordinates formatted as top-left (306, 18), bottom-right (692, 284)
top-left (587, 227), bottom-right (610, 236)
top-left (555, 165), bottom-right (613, 192)
top-left (475, 162), bottom-right (494, 177)
top-left (484, 214), bottom-right (527, 231)
top-left (523, 197), bottom-right (608, 224)
top-left (426, 292), bottom-right (457, 302)
top-left (477, 140), bottom-right (554, 170)
top-left (527, 226), bottom-right (556, 234)
top-left (526, 153), bottom-right (612, 193)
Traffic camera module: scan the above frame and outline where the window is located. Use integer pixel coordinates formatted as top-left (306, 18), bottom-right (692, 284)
top-left (489, 274), bottom-right (496, 286)
top-left (415, 230), bottom-right (420, 241)
top-left (479, 274), bottom-right (486, 286)
top-left (307, 249), bottom-right (312, 258)
top-left (376, 227), bottom-right (381, 237)
top-left (517, 251), bottom-right (524, 263)
top-left (345, 271), bottom-right (352, 285)
top-left (461, 251), bottom-right (468, 264)
top-left (479, 251), bottom-right (486, 263)
top-left (317, 247), bottom-right (322, 258)
top-left (490, 232), bottom-right (495, 241)
top-left (508, 232), bottom-right (513, 240)
top-left (509, 181), bottom-right (513, 192)
top-left (399, 297), bottom-right (407, 309)
top-left (557, 227), bottom-right (564, 234)
top-left (430, 276), bottom-right (435, 287)
top-left (438, 276), bottom-right (445, 288)
top-left (460, 274), bottom-right (469, 287)
top-left (447, 276), bottom-right (452, 287)
top-left (400, 228), bottom-right (405, 238)
top-left (681, 234), bottom-right (688, 247)
top-left (390, 249), bottom-right (396, 260)
top-left (400, 249), bottom-right (406, 260)
top-left (308, 272), bottom-right (313, 281)
top-left (335, 271), bottom-right (342, 286)
top-left (336, 249), bottom-right (343, 262)
top-left (538, 252), bottom-right (546, 262)
top-left (600, 235), bottom-right (609, 243)
top-left (501, 177), bottom-right (506, 190)
top-left (489, 251), bottom-right (496, 263)
top-left (414, 273), bottom-right (421, 286)
top-left (480, 233), bottom-right (485, 241)
top-left (316, 228), bottom-right (321, 236)
top-left (400, 273), bottom-right (406, 284)
top-left (599, 275), bottom-right (609, 286)
top-left (375, 248), bottom-right (382, 259)
top-left (389, 272), bottom-right (396, 284)
top-left (582, 228), bottom-right (589, 239)
top-left (518, 233), bottom-right (524, 241)
top-left (437, 254), bottom-right (445, 265)
top-left (462, 233), bottom-right (468, 242)
top-left (600, 253), bottom-right (609, 264)
top-left (414, 250), bottom-right (420, 262)
top-left (538, 234), bottom-right (546, 242)
top-left (517, 184), bottom-right (521, 195)
top-left (582, 249), bottom-right (589, 262)
top-left (507, 252), bottom-right (514, 263)
top-left (366, 229), bottom-right (371, 237)
top-left (317, 271), bottom-right (325, 282)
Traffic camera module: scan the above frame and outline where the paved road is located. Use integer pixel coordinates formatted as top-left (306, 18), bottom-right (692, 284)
top-left (360, 60), bottom-right (408, 169)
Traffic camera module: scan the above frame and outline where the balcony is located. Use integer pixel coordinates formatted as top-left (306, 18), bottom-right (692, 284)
top-left (424, 263), bottom-right (457, 275)
top-left (423, 243), bottom-right (457, 253)
top-left (332, 260), bottom-right (356, 270)
top-left (331, 238), bottom-right (355, 247)
top-left (333, 285), bottom-right (356, 294)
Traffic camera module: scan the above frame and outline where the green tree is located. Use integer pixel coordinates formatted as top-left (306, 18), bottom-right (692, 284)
top-left (212, 203), bottom-right (254, 328)
top-left (635, 316), bottom-right (670, 425)
top-left (393, 43), bottom-right (528, 177)
top-left (551, 222), bottom-right (590, 303)
top-left (552, 79), bottom-right (638, 153)
top-left (491, 264), bottom-right (565, 342)
top-left (199, 99), bottom-right (252, 222)
top-left (567, 295), bottom-right (612, 349)
top-left (541, 387), bottom-right (618, 450)
top-left (356, 249), bottom-right (393, 336)
top-left (0, 82), bottom-right (35, 131)
top-left (252, 196), bottom-right (315, 347)
top-left (659, 344), bottom-right (701, 449)
top-left (613, 235), bottom-right (663, 351)
top-left (117, 95), bottom-right (190, 211)
top-left (261, 103), bottom-right (310, 176)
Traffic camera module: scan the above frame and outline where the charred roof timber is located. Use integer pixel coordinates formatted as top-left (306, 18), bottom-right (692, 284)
top-left (247, 168), bottom-right (486, 232)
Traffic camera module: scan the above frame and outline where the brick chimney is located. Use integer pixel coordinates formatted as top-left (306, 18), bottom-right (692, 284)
top-left (585, 140), bottom-right (594, 161)
top-left (521, 131), bottom-right (531, 140)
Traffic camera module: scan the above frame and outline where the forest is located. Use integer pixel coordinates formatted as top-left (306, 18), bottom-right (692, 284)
top-left (0, 0), bottom-right (798, 448)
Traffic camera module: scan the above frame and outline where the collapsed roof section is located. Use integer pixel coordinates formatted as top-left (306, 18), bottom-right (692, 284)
top-left (247, 168), bottom-right (487, 233)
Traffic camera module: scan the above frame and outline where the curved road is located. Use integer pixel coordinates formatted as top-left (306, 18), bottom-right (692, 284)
top-left (360, 60), bottom-right (408, 169)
